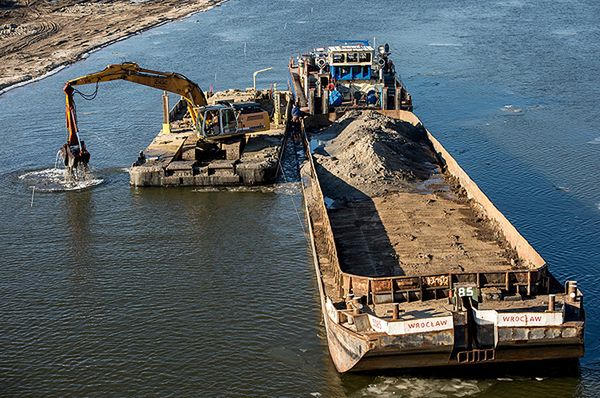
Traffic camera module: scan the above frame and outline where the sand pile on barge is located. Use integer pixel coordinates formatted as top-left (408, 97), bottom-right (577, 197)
top-left (313, 111), bottom-right (440, 200)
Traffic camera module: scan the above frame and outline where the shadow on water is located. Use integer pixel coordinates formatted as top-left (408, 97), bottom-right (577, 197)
top-left (64, 189), bottom-right (93, 273)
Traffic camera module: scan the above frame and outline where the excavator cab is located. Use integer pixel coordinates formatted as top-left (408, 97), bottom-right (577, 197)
top-left (199, 105), bottom-right (233, 137)
top-left (198, 102), bottom-right (270, 139)
top-left (232, 102), bottom-right (270, 132)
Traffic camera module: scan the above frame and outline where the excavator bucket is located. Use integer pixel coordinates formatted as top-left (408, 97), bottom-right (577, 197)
top-left (60, 141), bottom-right (90, 180)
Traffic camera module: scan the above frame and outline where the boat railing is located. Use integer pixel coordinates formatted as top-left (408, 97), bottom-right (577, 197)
top-left (340, 268), bottom-right (550, 305)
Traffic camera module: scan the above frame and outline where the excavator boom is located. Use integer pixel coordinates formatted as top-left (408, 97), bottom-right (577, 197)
top-left (64, 62), bottom-right (206, 138)
top-left (65, 62), bottom-right (207, 106)
top-left (61, 62), bottom-right (208, 176)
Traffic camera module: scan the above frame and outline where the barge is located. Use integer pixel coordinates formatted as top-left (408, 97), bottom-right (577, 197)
top-left (293, 43), bottom-right (585, 372)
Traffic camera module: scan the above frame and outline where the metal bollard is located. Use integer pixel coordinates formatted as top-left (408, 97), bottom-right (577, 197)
top-left (161, 92), bottom-right (171, 135)
top-left (567, 281), bottom-right (578, 302)
top-left (548, 294), bottom-right (556, 311)
top-left (309, 88), bottom-right (315, 115)
top-left (392, 303), bottom-right (399, 320)
top-left (322, 90), bottom-right (329, 115)
top-left (352, 297), bottom-right (361, 316)
top-left (345, 293), bottom-right (354, 310)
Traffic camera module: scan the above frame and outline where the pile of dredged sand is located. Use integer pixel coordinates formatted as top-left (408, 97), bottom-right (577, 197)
top-left (313, 111), bottom-right (441, 200)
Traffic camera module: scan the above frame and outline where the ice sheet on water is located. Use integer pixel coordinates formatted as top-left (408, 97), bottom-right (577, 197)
top-left (351, 376), bottom-right (492, 398)
top-left (501, 104), bottom-right (523, 114)
top-left (19, 168), bottom-right (103, 192)
top-left (551, 28), bottom-right (578, 36)
top-left (428, 43), bottom-right (463, 47)
top-left (587, 137), bottom-right (600, 145)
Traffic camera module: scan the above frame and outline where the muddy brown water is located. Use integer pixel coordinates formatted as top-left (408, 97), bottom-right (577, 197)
top-left (1, 0), bottom-right (599, 396)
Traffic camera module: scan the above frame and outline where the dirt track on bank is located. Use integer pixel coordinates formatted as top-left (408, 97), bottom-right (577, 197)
top-left (0, 0), bottom-right (224, 93)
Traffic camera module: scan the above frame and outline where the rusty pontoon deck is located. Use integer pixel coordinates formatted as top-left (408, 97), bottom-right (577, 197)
top-left (300, 110), bottom-right (585, 372)
top-left (129, 89), bottom-right (292, 187)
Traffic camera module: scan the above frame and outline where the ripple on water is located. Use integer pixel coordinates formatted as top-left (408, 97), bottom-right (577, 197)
top-left (18, 168), bottom-right (103, 192)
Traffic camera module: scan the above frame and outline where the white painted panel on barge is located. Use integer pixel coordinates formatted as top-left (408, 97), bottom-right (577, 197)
top-left (496, 312), bottom-right (564, 327)
top-left (472, 308), bottom-right (564, 327)
top-left (368, 314), bottom-right (454, 335)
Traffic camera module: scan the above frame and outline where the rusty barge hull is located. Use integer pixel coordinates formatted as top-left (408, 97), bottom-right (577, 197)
top-left (300, 110), bottom-right (585, 373)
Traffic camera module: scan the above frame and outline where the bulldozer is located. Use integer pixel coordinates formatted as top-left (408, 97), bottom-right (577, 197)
top-left (60, 62), bottom-right (270, 178)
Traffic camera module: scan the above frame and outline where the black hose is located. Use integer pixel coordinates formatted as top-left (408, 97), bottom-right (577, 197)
top-left (72, 81), bottom-right (100, 101)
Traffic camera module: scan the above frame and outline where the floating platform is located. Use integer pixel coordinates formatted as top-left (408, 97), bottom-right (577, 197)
top-left (129, 89), bottom-right (291, 187)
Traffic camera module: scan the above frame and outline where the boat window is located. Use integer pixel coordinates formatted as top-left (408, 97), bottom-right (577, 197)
top-left (332, 53), bottom-right (345, 64)
top-left (347, 53), bottom-right (358, 63)
top-left (359, 52), bottom-right (371, 63)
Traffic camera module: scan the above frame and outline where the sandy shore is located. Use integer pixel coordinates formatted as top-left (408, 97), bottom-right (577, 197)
top-left (0, 0), bottom-right (225, 94)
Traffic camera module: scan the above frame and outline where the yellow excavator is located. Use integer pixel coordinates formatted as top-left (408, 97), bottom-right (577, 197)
top-left (60, 62), bottom-right (270, 176)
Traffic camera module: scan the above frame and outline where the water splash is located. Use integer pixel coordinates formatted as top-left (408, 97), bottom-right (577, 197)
top-left (19, 168), bottom-right (103, 192)
top-left (54, 150), bottom-right (62, 169)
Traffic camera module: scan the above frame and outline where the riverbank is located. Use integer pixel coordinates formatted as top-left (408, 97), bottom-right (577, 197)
top-left (0, 0), bottom-right (225, 94)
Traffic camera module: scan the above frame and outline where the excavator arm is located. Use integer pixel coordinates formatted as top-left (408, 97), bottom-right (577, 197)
top-left (62, 62), bottom-right (208, 175)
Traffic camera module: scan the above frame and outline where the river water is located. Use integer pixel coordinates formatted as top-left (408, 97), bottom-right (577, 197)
top-left (1, 0), bottom-right (599, 396)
